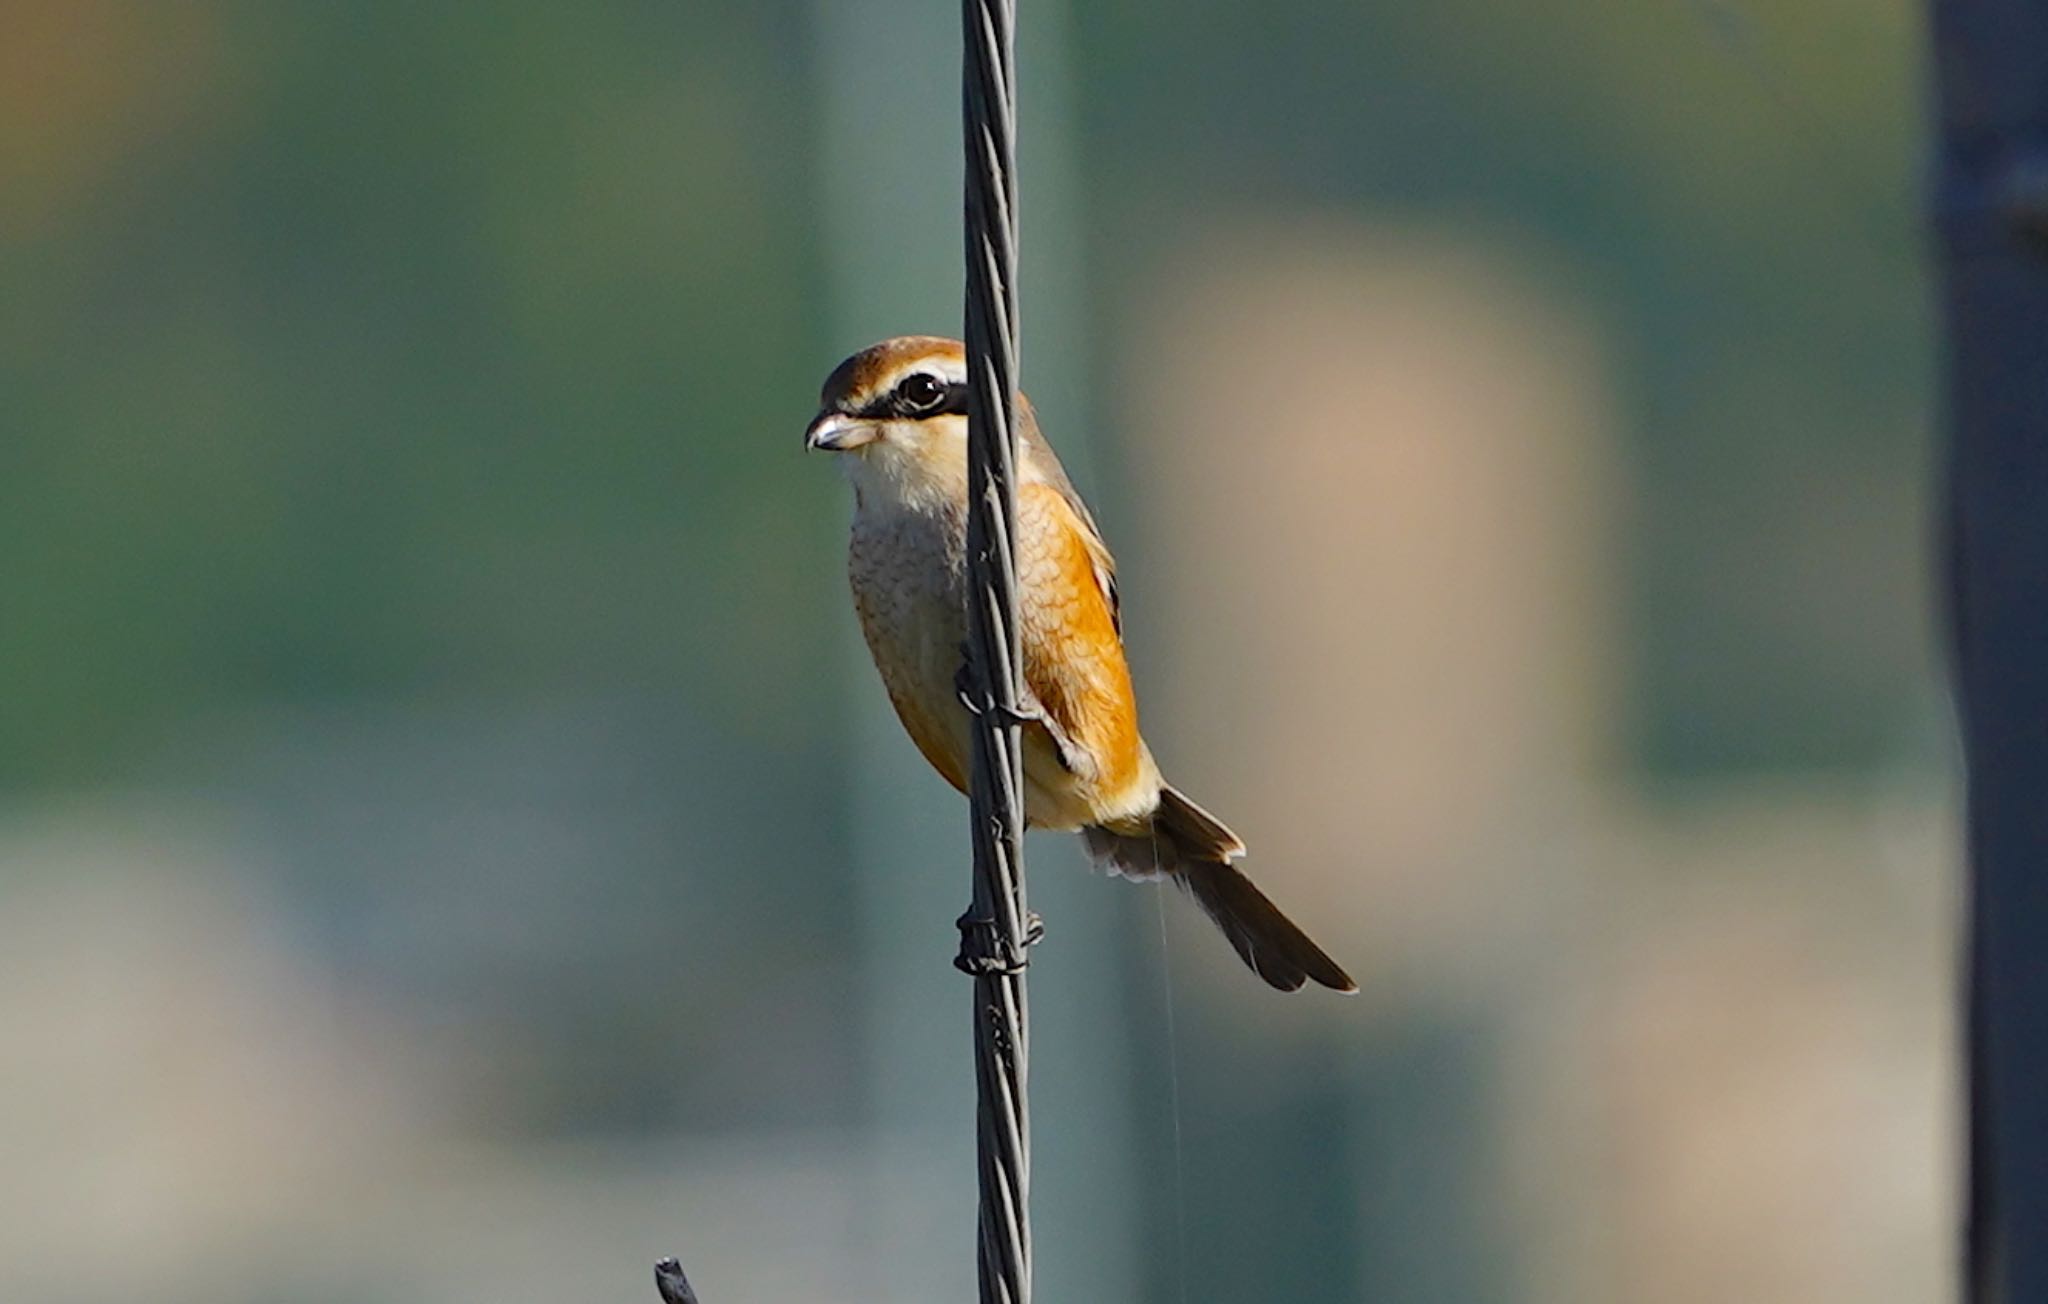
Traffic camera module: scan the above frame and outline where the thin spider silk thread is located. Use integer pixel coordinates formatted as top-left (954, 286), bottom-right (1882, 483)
top-left (1154, 886), bottom-right (1191, 1304)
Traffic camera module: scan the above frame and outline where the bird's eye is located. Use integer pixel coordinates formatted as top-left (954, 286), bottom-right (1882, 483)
top-left (896, 372), bottom-right (947, 414)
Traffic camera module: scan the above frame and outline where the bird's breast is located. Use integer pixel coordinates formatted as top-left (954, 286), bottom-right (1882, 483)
top-left (844, 482), bottom-right (1157, 832)
top-left (848, 500), bottom-right (974, 793)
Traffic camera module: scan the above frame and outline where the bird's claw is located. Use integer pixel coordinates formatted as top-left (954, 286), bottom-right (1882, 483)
top-left (955, 658), bottom-right (1040, 728)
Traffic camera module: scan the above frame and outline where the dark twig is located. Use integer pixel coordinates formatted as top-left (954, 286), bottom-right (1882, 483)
top-left (653, 1256), bottom-right (700, 1304)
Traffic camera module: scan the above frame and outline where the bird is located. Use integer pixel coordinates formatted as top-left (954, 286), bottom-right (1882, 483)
top-left (805, 336), bottom-right (1354, 993)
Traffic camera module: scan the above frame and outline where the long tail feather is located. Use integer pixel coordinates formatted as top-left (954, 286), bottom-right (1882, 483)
top-left (1084, 786), bottom-right (1356, 994)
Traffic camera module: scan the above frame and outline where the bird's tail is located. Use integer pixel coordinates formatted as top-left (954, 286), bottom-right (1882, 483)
top-left (1084, 786), bottom-right (1357, 994)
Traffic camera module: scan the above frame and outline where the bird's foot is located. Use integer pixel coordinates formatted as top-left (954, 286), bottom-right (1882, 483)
top-left (954, 657), bottom-right (1040, 729)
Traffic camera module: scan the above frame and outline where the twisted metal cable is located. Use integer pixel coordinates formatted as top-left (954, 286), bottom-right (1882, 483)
top-left (957, 1), bottom-right (1032, 1302)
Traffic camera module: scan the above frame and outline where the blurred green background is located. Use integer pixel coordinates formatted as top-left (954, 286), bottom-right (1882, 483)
top-left (0, 3), bottom-right (1944, 1303)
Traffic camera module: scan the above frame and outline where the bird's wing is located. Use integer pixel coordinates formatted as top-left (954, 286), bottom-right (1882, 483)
top-left (1015, 480), bottom-right (1144, 794)
top-left (1020, 396), bottom-right (1120, 635)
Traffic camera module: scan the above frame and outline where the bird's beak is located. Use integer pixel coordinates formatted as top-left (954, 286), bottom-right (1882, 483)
top-left (805, 411), bottom-right (878, 452)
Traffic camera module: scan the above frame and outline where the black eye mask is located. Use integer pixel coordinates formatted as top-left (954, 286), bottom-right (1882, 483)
top-left (860, 378), bottom-right (970, 421)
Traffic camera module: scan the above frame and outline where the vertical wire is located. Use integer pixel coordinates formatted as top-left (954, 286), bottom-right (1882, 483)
top-left (1154, 889), bottom-right (1192, 1304)
top-left (959, 1), bottom-right (1032, 1302)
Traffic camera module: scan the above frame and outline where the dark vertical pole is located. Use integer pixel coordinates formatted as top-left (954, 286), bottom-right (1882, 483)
top-left (1934, 4), bottom-right (2048, 1300)
top-left (958, 3), bottom-right (1032, 1304)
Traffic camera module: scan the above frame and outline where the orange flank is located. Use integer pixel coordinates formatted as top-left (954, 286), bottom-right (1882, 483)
top-left (1017, 482), bottom-right (1147, 809)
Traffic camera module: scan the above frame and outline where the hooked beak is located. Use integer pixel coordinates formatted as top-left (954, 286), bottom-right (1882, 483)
top-left (805, 411), bottom-right (878, 452)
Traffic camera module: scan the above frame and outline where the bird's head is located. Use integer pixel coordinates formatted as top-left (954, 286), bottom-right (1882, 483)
top-left (805, 336), bottom-right (971, 504)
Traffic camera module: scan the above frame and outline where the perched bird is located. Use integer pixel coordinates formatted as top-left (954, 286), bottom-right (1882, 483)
top-left (806, 336), bottom-right (1354, 993)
